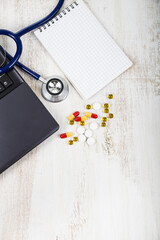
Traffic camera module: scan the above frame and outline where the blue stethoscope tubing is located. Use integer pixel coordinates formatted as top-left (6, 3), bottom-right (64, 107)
top-left (0, 0), bottom-right (65, 81)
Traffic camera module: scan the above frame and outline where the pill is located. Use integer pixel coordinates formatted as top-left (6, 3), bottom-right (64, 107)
top-left (77, 126), bottom-right (85, 134)
top-left (86, 104), bottom-right (92, 109)
top-left (102, 117), bottom-right (107, 122)
top-left (87, 137), bottom-right (96, 146)
top-left (90, 122), bottom-right (98, 130)
top-left (73, 137), bottom-right (79, 142)
top-left (85, 112), bottom-right (98, 119)
top-left (85, 129), bottom-right (93, 138)
top-left (108, 94), bottom-right (113, 99)
top-left (79, 134), bottom-right (87, 143)
top-left (101, 122), bottom-right (106, 127)
top-left (104, 108), bottom-right (109, 113)
top-left (69, 120), bottom-right (75, 125)
top-left (104, 103), bottom-right (109, 108)
top-left (108, 113), bottom-right (114, 118)
top-left (68, 111), bottom-right (80, 120)
top-left (93, 102), bottom-right (101, 110)
top-left (60, 132), bottom-right (73, 139)
top-left (68, 140), bottom-right (74, 145)
top-left (75, 116), bottom-right (87, 122)
top-left (80, 121), bottom-right (85, 126)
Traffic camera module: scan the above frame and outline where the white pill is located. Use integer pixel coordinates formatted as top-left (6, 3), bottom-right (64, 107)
top-left (77, 126), bottom-right (85, 135)
top-left (90, 122), bottom-right (98, 130)
top-left (93, 102), bottom-right (101, 110)
top-left (87, 137), bottom-right (96, 146)
top-left (85, 129), bottom-right (93, 138)
top-left (79, 134), bottom-right (87, 143)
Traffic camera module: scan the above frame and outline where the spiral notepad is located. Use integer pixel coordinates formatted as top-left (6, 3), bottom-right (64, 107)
top-left (35, 0), bottom-right (132, 99)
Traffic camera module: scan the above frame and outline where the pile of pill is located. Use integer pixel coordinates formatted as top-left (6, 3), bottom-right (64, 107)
top-left (60, 94), bottom-right (114, 146)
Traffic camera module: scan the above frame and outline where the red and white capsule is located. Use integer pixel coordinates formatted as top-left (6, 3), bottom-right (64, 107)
top-left (85, 112), bottom-right (98, 119)
top-left (68, 111), bottom-right (80, 120)
top-left (60, 132), bottom-right (73, 139)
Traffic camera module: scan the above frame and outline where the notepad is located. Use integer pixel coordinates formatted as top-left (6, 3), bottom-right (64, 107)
top-left (34, 0), bottom-right (132, 99)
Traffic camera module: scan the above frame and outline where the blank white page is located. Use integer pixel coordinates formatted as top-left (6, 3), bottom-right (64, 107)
top-left (35, 0), bottom-right (132, 99)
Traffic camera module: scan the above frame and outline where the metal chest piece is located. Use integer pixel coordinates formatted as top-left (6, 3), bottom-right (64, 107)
top-left (41, 76), bottom-right (69, 103)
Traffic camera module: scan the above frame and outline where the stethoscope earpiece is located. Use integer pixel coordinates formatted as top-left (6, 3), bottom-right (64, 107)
top-left (41, 76), bottom-right (69, 103)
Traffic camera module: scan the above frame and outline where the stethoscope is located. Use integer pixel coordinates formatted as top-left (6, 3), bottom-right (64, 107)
top-left (0, 0), bottom-right (69, 103)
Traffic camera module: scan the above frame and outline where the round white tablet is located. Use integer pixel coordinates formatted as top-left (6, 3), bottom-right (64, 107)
top-left (93, 102), bottom-right (101, 110)
top-left (90, 122), bottom-right (98, 130)
top-left (85, 129), bottom-right (93, 138)
top-left (87, 137), bottom-right (96, 146)
top-left (77, 126), bottom-right (85, 135)
top-left (79, 134), bottom-right (87, 143)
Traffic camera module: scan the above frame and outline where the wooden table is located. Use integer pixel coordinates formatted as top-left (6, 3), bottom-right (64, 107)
top-left (0, 0), bottom-right (160, 239)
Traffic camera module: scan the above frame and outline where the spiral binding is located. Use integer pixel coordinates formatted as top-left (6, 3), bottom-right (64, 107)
top-left (39, 2), bottom-right (78, 32)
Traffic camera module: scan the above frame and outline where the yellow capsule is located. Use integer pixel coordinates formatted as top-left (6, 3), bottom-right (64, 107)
top-left (75, 116), bottom-right (87, 122)
top-left (80, 121), bottom-right (85, 126)
top-left (67, 132), bottom-right (73, 137)
top-left (69, 120), bottom-right (75, 125)
top-left (101, 122), bottom-right (106, 127)
top-left (68, 114), bottom-right (75, 121)
top-left (83, 116), bottom-right (88, 121)
top-left (85, 112), bottom-right (98, 119)
top-left (104, 103), bottom-right (109, 108)
top-left (108, 94), bottom-right (113, 99)
top-left (68, 111), bottom-right (80, 120)
top-left (60, 132), bottom-right (73, 139)
top-left (73, 137), bottom-right (79, 142)
top-left (80, 116), bottom-right (87, 121)
top-left (68, 140), bottom-right (74, 145)
top-left (86, 104), bottom-right (92, 110)
top-left (104, 108), bottom-right (109, 113)
top-left (108, 113), bottom-right (114, 118)
top-left (102, 117), bottom-right (107, 122)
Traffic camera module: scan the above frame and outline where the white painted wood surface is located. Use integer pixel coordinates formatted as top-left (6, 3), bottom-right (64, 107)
top-left (0, 0), bottom-right (160, 239)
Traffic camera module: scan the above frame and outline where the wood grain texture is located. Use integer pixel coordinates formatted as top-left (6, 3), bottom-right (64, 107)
top-left (0, 0), bottom-right (160, 239)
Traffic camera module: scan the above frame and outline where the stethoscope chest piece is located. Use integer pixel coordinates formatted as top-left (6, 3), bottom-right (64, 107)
top-left (41, 76), bottom-right (69, 103)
